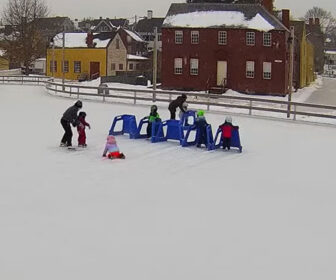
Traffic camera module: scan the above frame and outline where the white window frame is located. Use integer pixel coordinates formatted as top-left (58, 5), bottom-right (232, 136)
top-left (218, 31), bottom-right (227, 45)
top-left (175, 30), bottom-right (183, 44)
top-left (174, 58), bottom-right (183, 75)
top-left (190, 58), bottom-right (199, 75)
top-left (263, 62), bottom-right (272, 79)
top-left (191, 31), bottom-right (199, 44)
top-left (246, 61), bottom-right (255, 78)
top-left (263, 32), bottom-right (272, 47)
top-left (74, 61), bottom-right (81, 73)
top-left (246, 32), bottom-right (255, 46)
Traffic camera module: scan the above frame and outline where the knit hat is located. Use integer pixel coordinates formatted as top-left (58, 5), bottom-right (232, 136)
top-left (197, 110), bottom-right (204, 117)
top-left (225, 116), bottom-right (232, 123)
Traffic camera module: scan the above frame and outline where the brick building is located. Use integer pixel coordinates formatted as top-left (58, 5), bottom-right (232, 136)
top-left (161, 2), bottom-right (292, 95)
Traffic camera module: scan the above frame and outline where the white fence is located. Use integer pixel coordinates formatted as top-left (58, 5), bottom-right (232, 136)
top-left (1, 75), bottom-right (336, 124)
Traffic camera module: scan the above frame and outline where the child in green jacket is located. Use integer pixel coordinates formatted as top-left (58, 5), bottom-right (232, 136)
top-left (147, 105), bottom-right (161, 137)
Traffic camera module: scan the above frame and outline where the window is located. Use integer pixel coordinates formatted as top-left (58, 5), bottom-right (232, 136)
top-left (175, 30), bottom-right (183, 44)
top-left (246, 61), bottom-right (255, 78)
top-left (119, 64), bottom-right (123, 70)
top-left (111, 63), bottom-right (116, 71)
top-left (74, 61), bottom-right (81, 73)
top-left (174, 58), bottom-right (183, 74)
top-left (62, 61), bottom-right (69, 73)
top-left (129, 63), bottom-right (134, 70)
top-left (218, 31), bottom-right (227, 45)
top-left (116, 38), bottom-right (120, 49)
top-left (246, 32), bottom-right (255, 46)
top-left (50, 61), bottom-right (57, 72)
top-left (263, 32), bottom-right (272, 47)
top-left (263, 62), bottom-right (272, 79)
top-left (191, 31), bottom-right (199, 44)
top-left (190, 58), bottom-right (199, 75)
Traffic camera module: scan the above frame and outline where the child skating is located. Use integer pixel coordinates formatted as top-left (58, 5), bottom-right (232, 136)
top-left (77, 111), bottom-right (91, 147)
top-left (146, 105), bottom-right (161, 138)
top-left (219, 116), bottom-right (239, 150)
top-left (102, 135), bottom-right (125, 159)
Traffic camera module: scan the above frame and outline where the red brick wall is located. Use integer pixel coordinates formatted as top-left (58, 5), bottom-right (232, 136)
top-left (162, 28), bottom-right (290, 95)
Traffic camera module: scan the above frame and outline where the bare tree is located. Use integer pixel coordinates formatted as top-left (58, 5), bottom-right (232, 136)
top-left (1, 0), bottom-right (48, 73)
top-left (304, 7), bottom-right (336, 34)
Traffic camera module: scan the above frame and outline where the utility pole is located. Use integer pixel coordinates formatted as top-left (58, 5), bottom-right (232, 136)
top-left (287, 26), bottom-right (295, 118)
top-left (153, 27), bottom-right (158, 97)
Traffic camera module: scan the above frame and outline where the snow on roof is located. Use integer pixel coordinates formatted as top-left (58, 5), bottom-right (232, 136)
top-left (326, 50), bottom-right (336, 55)
top-left (0, 49), bottom-right (5, 56)
top-left (163, 11), bottom-right (275, 32)
top-left (125, 29), bottom-right (144, 42)
top-left (127, 54), bottom-right (148, 60)
top-left (53, 33), bottom-right (110, 48)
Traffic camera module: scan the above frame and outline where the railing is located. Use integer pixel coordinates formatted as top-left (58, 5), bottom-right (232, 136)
top-left (44, 79), bottom-right (336, 124)
top-left (0, 75), bottom-right (50, 85)
top-left (1, 75), bottom-right (335, 124)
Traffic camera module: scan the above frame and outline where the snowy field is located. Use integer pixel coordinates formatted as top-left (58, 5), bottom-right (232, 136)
top-left (1, 84), bottom-right (336, 280)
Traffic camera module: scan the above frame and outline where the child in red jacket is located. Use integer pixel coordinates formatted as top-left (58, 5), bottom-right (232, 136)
top-left (77, 112), bottom-right (91, 147)
top-left (219, 116), bottom-right (238, 150)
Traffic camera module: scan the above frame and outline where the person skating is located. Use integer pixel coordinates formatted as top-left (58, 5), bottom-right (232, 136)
top-left (77, 111), bottom-right (91, 147)
top-left (146, 105), bottom-right (161, 138)
top-left (102, 135), bottom-right (125, 159)
top-left (168, 94), bottom-right (187, 119)
top-left (195, 110), bottom-right (208, 148)
top-left (219, 116), bottom-right (239, 150)
top-left (60, 100), bottom-right (82, 148)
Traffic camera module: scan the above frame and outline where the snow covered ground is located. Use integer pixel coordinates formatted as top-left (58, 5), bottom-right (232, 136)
top-left (1, 84), bottom-right (336, 280)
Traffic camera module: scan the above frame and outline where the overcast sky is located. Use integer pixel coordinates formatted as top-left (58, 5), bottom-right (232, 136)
top-left (0, 0), bottom-right (335, 21)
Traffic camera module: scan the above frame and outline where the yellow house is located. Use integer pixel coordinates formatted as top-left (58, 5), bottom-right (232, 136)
top-left (0, 49), bottom-right (9, 70)
top-left (291, 21), bottom-right (315, 88)
top-left (46, 32), bottom-right (127, 80)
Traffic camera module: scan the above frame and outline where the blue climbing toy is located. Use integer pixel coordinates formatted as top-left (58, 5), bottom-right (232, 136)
top-left (109, 114), bottom-right (137, 138)
top-left (212, 127), bottom-right (243, 152)
top-left (151, 120), bottom-right (184, 144)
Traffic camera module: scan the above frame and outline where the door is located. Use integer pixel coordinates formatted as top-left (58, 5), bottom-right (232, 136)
top-left (217, 61), bottom-right (227, 86)
top-left (90, 62), bottom-right (100, 79)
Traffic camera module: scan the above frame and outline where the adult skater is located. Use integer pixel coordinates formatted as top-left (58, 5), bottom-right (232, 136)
top-left (168, 94), bottom-right (187, 119)
top-left (60, 100), bottom-right (82, 148)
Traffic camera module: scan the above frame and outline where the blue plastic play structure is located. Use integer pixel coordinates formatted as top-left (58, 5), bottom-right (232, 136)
top-left (109, 114), bottom-right (137, 137)
top-left (211, 127), bottom-right (243, 152)
top-left (109, 113), bottom-right (243, 153)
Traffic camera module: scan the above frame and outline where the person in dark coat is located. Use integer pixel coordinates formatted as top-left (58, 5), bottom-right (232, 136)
top-left (60, 100), bottom-right (82, 147)
top-left (195, 110), bottom-right (208, 148)
top-left (219, 116), bottom-right (238, 150)
top-left (168, 94), bottom-right (187, 119)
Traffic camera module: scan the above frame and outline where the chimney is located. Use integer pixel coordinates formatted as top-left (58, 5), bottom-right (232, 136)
top-left (147, 10), bottom-right (153, 19)
top-left (309, 18), bottom-right (314, 26)
top-left (281, 9), bottom-right (290, 29)
top-left (99, 16), bottom-right (102, 20)
top-left (315, 18), bottom-right (320, 26)
top-left (261, 0), bottom-right (274, 14)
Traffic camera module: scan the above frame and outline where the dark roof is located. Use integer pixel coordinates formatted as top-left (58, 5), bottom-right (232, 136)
top-left (34, 17), bottom-right (73, 29)
top-left (163, 3), bottom-right (288, 31)
top-left (134, 18), bottom-right (165, 33)
top-left (93, 31), bottom-right (118, 41)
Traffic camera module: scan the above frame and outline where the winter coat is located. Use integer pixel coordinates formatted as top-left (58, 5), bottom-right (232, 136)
top-left (77, 116), bottom-right (90, 131)
top-left (195, 116), bottom-right (208, 128)
top-left (102, 135), bottom-right (120, 156)
top-left (219, 121), bottom-right (235, 138)
top-left (169, 96), bottom-right (186, 112)
top-left (148, 111), bottom-right (160, 123)
top-left (62, 105), bottom-right (80, 125)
